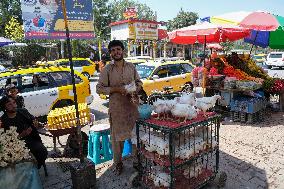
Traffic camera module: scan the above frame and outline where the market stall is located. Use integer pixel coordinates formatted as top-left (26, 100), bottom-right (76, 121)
top-left (191, 52), bottom-right (284, 122)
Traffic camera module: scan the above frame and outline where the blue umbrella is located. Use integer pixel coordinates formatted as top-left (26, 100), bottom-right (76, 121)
top-left (0, 37), bottom-right (14, 47)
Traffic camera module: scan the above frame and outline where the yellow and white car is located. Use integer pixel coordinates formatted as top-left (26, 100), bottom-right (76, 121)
top-left (0, 66), bottom-right (93, 117)
top-left (136, 60), bottom-right (195, 98)
top-left (99, 60), bottom-right (195, 100)
top-left (54, 58), bottom-right (97, 78)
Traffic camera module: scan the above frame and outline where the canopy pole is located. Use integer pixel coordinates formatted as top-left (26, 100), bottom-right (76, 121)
top-left (249, 31), bottom-right (259, 55)
top-left (202, 36), bottom-right (207, 95)
top-left (61, 0), bottom-right (83, 163)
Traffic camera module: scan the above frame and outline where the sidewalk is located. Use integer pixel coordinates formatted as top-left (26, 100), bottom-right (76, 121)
top-left (39, 111), bottom-right (284, 189)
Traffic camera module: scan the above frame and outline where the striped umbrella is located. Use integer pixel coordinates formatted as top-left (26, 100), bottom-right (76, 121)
top-left (210, 11), bottom-right (284, 49)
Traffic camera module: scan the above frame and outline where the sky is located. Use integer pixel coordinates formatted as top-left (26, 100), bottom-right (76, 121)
top-left (136, 0), bottom-right (284, 21)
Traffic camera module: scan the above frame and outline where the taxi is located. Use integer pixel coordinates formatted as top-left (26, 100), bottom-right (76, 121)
top-left (0, 66), bottom-right (93, 117)
top-left (54, 58), bottom-right (97, 78)
top-left (98, 60), bottom-right (195, 101)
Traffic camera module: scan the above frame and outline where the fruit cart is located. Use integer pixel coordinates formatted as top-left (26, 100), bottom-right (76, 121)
top-left (42, 103), bottom-right (91, 151)
top-left (135, 112), bottom-right (226, 189)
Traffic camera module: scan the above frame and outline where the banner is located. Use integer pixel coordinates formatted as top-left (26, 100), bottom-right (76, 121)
top-left (21, 0), bottom-right (94, 39)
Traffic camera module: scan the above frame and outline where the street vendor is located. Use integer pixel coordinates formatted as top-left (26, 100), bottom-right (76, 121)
top-left (0, 95), bottom-right (48, 169)
top-left (96, 40), bottom-right (143, 175)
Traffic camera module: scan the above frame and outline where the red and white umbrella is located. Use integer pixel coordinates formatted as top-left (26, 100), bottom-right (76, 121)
top-left (207, 43), bottom-right (223, 50)
top-left (211, 11), bottom-right (282, 31)
top-left (168, 22), bottom-right (251, 44)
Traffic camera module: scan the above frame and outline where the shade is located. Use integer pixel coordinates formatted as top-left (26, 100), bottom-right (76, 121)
top-left (168, 22), bottom-right (251, 44)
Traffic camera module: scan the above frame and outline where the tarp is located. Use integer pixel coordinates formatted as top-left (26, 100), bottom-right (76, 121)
top-left (0, 161), bottom-right (43, 189)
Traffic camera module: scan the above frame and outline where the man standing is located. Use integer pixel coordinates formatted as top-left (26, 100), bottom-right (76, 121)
top-left (96, 40), bottom-right (142, 175)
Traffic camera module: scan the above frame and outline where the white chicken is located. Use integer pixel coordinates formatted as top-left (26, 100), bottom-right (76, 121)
top-left (195, 95), bottom-right (222, 117)
top-left (175, 137), bottom-right (205, 159)
top-left (124, 81), bottom-right (136, 93)
top-left (175, 92), bottom-right (196, 106)
top-left (152, 99), bottom-right (167, 120)
top-left (183, 160), bottom-right (203, 179)
top-left (140, 133), bottom-right (169, 155)
top-left (171, 104), bottom-right (198, 123)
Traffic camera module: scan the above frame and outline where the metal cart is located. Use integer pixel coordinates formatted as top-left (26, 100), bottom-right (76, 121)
top-left (135, 113), bottom-right (226, 189)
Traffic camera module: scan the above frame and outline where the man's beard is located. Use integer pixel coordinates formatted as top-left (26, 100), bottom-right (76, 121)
top-left (112, 54), bottom-right (123, 61)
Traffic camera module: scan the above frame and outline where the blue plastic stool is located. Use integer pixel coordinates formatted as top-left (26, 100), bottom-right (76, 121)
top-left (87, 124), bottom-right (113, 164)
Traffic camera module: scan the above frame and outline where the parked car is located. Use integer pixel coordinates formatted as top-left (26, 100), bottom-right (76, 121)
top-left (99, 60), bottom-right (195, 101)
top-left (265, 52), bottom-right (284, 69)
top-left (54, 58), bottom-right (98, 78)
top-left (0, 66), bottom-right (93, 117)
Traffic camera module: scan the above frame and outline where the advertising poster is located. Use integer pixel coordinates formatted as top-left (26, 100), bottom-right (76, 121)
top-left (21, 0), bottom-right (94, 39)
top-left (129, 21), bottom-right (158, 40)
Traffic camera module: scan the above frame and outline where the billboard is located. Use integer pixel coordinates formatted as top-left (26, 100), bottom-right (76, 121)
top-left (129, 21), bottom-right (158, 40)
top-left (21, 0), bottom-right (94, 39)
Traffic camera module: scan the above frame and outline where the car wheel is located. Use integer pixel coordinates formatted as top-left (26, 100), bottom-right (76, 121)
top-left (82, 72), bottom-right (90, 79)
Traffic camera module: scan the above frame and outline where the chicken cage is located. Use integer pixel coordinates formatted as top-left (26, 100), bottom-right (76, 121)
top-left (135, 113), bottom-right (225, 189)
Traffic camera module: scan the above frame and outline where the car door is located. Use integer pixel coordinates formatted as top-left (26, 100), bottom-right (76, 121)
top-left (147, 65), bottom-right (171, 93)
top-left (20, 73), bottom-right (59, 117)
top-left (167, 63), bottom-right (184, 91)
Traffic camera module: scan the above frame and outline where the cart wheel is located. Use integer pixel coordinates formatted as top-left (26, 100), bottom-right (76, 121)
top-left (215, 171), bottom-right (227, 188)
top-left (129, 172), bottom-right (140, 188)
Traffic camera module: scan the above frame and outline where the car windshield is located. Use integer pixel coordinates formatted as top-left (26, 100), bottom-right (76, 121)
top-left (269, 54), bottom-right (283, 58)
top-left (136, 65), bottom-right (155, 79)
top-left (254, 55), bottom-right (264, 59)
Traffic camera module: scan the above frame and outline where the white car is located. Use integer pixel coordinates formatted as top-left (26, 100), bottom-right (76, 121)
top-left (265, 52), bottom-right (284, 69)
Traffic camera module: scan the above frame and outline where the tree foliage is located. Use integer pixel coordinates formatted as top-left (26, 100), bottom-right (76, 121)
top-left (0, 0), bottom-right (22, 36)
top-left (5, 16), bottom-right (24, 41)
top-left (167, 8), bottom-right (198, 31)
top-left (220, 41), bottom-right (235, 54)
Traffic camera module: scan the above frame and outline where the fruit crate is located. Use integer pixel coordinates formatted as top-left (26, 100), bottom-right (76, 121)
top-left (230, 97), bottom-right (267, 114)
top-left (135, 113), bottom-right (226, 189)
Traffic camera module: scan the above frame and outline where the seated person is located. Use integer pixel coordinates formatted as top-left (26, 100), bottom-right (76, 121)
top-left (32, 74), bottom-right (46, 88)
top-left (0, 96), bottom-right (48, 169)
top-left (6, 84), bottom-right (25, 108)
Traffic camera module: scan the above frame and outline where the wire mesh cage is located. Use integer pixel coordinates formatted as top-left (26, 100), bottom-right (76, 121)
top-left (136, 114), bottom-right (221, 189)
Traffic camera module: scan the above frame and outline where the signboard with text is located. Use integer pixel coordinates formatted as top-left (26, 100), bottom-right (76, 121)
top-left (21, 0), bottom-right (94, 39)
top-left (129, 21), bottom-right (158, 40)
top-left (123, 7), bottom-right (137, 19)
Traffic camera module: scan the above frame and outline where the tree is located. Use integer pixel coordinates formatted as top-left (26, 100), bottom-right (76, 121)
top-left (167, 8), bottom-right (198, 31)
top-left (220, 41), bottom-right (235, 54)
top-left (5, 16), bottom-right (24, 41)
top-left (0, 0), bottom-right (22, 36)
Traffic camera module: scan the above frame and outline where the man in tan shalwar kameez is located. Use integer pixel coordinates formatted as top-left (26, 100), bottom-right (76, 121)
top-left (96, 40), bottom-right (142, 175)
